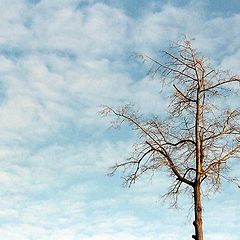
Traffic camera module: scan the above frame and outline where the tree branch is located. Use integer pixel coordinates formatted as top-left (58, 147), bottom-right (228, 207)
top-left (204, 143), bottom-right (240, 174)
top-left (143, 54), bottom-right (197, 81)
top-left (201, 77), bottom-right (240, 92)
top-left (146, 141), bottom-right (194, 186)
top-left (173, 84), bottom-right (197, 103)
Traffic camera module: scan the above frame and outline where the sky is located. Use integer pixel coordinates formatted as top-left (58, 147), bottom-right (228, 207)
top-left (0, 0), bottom-right (239, 239)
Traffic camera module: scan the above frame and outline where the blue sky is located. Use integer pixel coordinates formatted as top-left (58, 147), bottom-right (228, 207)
top-left (0, 0), bottom-right (239, 239)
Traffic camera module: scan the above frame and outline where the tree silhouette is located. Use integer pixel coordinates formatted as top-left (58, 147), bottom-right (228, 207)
top-left (100, 39), bottom-right (240, 240)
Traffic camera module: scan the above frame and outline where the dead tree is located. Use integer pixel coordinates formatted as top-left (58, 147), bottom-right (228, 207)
top-left (100, 39), bottom-right (240, 240)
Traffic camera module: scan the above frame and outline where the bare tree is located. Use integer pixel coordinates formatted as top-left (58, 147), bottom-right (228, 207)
top-left (100, 39), bottom-right (240, 240)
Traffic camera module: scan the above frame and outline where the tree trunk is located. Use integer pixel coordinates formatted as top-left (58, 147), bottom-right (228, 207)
top-left (194, 80), bottom-right (204, 240)
top-left (193, 182), bottom-right (204, 240)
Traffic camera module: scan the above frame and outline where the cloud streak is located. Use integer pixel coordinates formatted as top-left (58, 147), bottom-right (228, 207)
top-left (0, 0), bottom-right (239, 239)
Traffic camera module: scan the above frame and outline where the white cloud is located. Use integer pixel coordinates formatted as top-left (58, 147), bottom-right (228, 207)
top-left (0, 0), bottom-right (239, 239)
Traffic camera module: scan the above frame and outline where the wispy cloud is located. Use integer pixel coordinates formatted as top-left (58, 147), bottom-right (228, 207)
top-left (0, 0), bottom-right (239, 239)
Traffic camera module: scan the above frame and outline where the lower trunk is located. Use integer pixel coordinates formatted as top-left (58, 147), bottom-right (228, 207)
top-left (193, 183), bottom-right (204, 240)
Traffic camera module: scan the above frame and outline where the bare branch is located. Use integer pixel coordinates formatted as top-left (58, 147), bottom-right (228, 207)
top-left (142, 54), bottom-right (198, 81)
top-left (173, 84), bottom-right (196, 103)
top-left (146, 141), bottom-right (194, 186)
top-left (201, 77), bottom-right (240, 92)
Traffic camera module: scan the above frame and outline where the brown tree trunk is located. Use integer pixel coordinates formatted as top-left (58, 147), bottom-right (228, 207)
top-left (193, 182), bottom-right (204, 240)
top-left (194, 86), bottom-right (204, 240)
